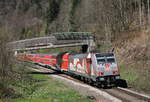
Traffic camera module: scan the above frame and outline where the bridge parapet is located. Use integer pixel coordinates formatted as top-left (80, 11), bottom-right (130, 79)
top-left (52, 32), bottom-right (93, 40)
top-left (8, 36), bottom-right (56, 49)
top-left (9, 32), bottom-right (95, 51)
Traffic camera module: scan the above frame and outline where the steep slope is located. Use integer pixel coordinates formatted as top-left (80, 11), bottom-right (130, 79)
top-left (115, 29), bottom-right (150, 93)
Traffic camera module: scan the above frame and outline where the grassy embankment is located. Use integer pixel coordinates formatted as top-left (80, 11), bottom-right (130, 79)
top-left (119, 63), bottom-right (150, 94)
top-left (13, 74), bottom-right (91, 102)
top-left (0, 65), bottom-right (91, 102)
top-left (117, 29), bottom-right (150, 94)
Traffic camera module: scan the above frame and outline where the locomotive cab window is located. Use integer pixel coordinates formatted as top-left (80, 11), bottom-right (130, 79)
top-left (106, 58), bottom-right (115, 63)
top-left (97, 59), bottom-right (105, 64)
top-left (95, 53), bottom-right (114, 58)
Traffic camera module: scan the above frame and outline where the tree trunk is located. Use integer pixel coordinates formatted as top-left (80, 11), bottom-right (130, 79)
top-left (148, 0), bottom-right (150, 23)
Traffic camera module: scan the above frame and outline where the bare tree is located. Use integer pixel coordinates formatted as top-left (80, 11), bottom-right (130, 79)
top-left (147, 0), bottom-right (150, 23)
top-left (0, 28), bottom-right (13, 78)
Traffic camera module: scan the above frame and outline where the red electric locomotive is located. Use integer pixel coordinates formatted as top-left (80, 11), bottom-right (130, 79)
top-left (55, 52), bottom-right (127, 88)
top-left (16, 52), bottom-right (127, 88)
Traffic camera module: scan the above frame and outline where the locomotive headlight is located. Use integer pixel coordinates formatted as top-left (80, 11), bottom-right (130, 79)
top-left (111, 64), bottom-right (117, 69)
top-left (100, 78), bottom-right (105, 81)
top-left (115, 76), bottom-right (120, 79)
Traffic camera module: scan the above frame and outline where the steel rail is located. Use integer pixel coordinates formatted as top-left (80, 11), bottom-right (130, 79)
top-left (117, 87), bottom-right (150, 101)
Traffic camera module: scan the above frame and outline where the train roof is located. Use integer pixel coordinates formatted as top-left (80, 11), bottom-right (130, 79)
top-left (28, 53), bottom-right (58, 56)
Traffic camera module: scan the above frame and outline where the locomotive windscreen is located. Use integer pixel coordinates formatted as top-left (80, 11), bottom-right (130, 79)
top-left (96, 53), bottom-right (116, 64)
top-left (95, 53), bottom-right (114, 57)
top-left (107, 58), bottom-right (115, 63)
top-left (97, 59), bottom-right (105, 64)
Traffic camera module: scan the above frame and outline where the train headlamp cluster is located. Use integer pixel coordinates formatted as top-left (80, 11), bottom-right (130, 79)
top-left (115, 76), bottom-right (120, 79)
top-left (100, 78), bottom-right (105, 81)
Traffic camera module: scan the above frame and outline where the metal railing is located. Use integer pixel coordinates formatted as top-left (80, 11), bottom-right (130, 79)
top-left (52, 32), bottom-right (93, 40)
top-left (9, 32), bottom-right (95, 51)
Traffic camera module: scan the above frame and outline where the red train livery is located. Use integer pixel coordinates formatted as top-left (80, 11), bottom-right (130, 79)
top-left (16, 52), bottom-right (127, 88)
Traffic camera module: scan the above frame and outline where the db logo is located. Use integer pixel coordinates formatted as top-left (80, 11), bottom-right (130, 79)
top-left (105, 64), bottom-right (110, 71)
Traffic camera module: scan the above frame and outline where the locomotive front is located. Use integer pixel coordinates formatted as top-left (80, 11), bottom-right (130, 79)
top-left (93, 53), bottom-right (122, 87)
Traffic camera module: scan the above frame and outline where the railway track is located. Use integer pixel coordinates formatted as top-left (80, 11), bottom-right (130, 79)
top-left (17, 61), bottom-right (150, 102)
top-left (59, 73), bottom-right (150, 102)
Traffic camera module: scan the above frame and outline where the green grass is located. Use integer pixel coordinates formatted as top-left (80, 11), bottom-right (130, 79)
top-left (119, 64), bottom-right (150, 94)
top-left (12, 73), bottom-right (91, 102)
top-left (119, 64), bottom-right (139, 85)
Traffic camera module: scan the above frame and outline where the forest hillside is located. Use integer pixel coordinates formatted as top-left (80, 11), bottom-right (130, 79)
top-left (0, 0), bottom-right (150, 101)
